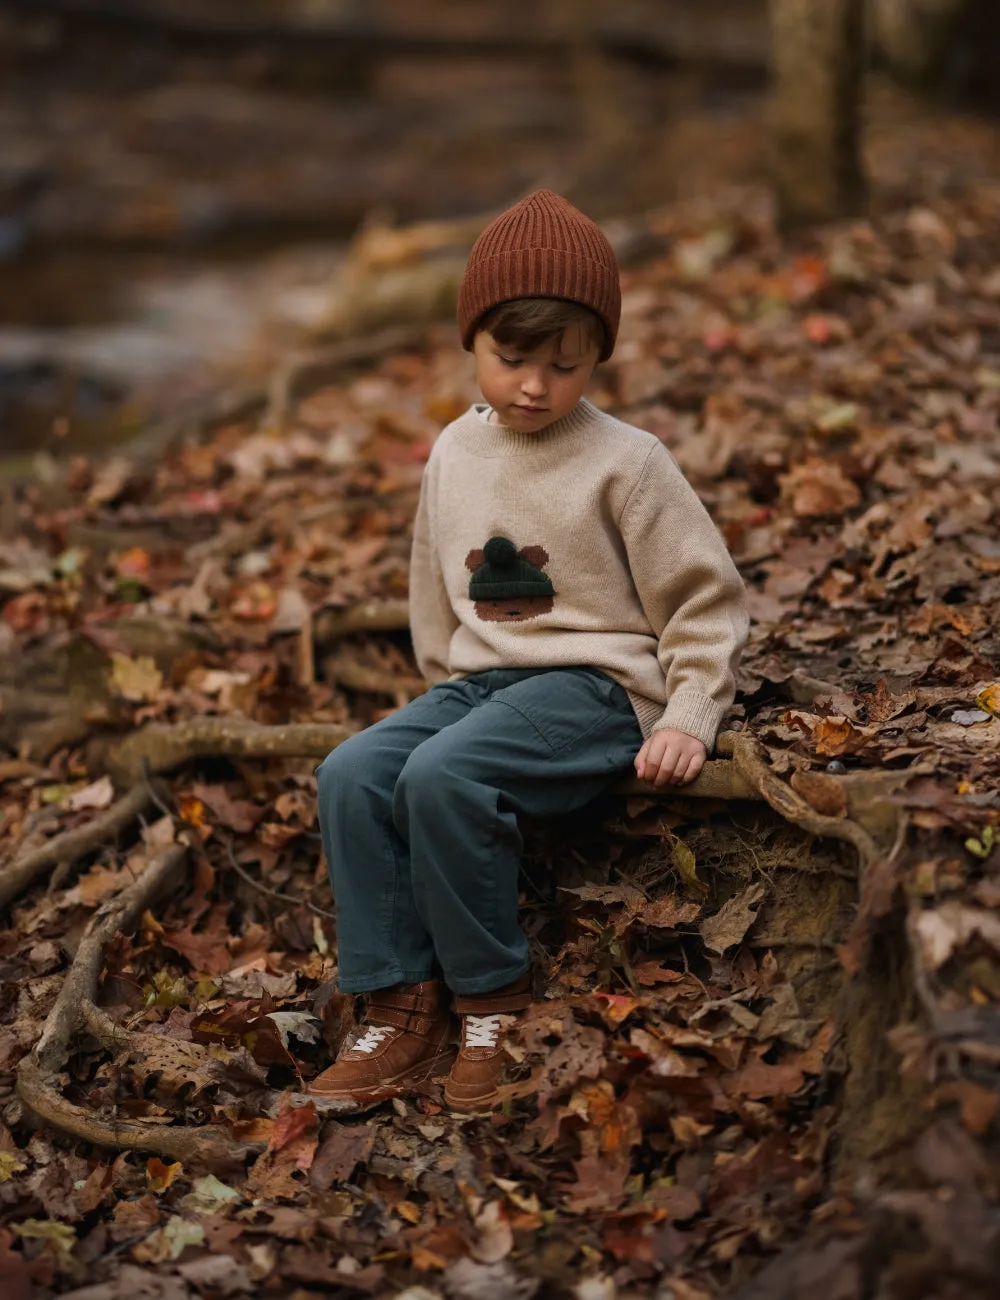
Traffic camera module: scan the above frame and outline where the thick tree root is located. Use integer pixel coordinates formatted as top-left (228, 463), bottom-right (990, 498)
top-left (17, 1057), bottom-right (256, 1169)
top-left (322, 649), bottom-right (425, 700)
top-left (313, 598), bottom-right (410, 644)
top-left (0, 784), bottom-right (154, 913)
top-left (16, 842), bottom-right (257, 1166)
top-left (104, 717), bottom-right (357, 787)
top-left (717, 731), bottom-right (881, 868)
top-left (16, 838), bottom-right (342, 1162)
top-left (32, 843), bottom-right (189, 1074)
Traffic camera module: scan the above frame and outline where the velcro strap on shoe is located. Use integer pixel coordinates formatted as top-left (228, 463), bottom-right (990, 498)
top-left (454, 979), bottom-right (532, 1016)
top-left (368, 984), bottom-right (441, 1016)
top-left (366, 1006), bottom-right (440, 1034)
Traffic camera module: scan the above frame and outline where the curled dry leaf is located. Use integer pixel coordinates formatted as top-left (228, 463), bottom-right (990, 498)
top-left (811, 716), bottom-right (874, 757)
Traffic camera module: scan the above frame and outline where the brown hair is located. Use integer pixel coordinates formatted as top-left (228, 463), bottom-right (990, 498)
top-left (476, 298), bottom-right (605, 357)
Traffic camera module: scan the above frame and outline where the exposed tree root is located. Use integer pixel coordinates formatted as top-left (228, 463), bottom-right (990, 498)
top-left (103, 717), bottom-right (358, 787)
top-left (102, 715), bottom-right (765, 800)
top-left (32, 843), bottom-right (189, 1074)
top-left (313, 598), bottom-right (410, 645)
top-left (16, 1057), bottom-right (256, 1169)
top-left (0, 783), bottom-right (154, 913)
top-left (322, 649), bottom-right (425, 701)
top-left (17, 840), bottom-right (268, 1166)
top-left (717, 731), bottom-right (881, 868)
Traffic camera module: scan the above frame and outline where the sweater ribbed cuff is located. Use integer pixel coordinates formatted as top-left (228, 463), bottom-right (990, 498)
top-left (653, 692), bottom-right (729, 752)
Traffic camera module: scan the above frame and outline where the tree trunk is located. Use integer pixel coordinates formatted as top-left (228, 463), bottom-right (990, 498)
top-left (768, 0), bottom-right (866, 225)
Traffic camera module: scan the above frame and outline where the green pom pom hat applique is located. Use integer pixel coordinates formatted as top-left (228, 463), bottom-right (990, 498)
top-left (465, 536), bottom-right (555, 623)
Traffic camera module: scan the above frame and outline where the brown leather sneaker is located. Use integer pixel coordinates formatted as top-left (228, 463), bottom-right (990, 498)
top-left (444, 973), bottom-right (533, 1113)
top-left (309, 980), bottom-right (456, 1109)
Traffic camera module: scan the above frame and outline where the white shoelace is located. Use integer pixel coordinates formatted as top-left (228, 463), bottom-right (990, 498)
top-left (351, 1024), bottom-right (398, 1055)
top-left (465, 1013), bottom-right (502, 1049)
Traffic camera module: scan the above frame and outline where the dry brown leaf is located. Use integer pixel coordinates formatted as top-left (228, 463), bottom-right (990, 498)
top-left (789, 769), bottom-right (848, 818)
top-left (640, 895), bottom-right (703, 929)
top-left (699, 884), bottom-right (766, 955)
top-left (812, 716), bottom-right (873, 756)
top-left (109, 652), bottom-right (164, 703)
top-left (780, 457), bottom-right (861, 518)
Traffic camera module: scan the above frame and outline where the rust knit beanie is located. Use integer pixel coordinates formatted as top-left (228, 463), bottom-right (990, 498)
top-left (457, 190), bottom-right (621, 362)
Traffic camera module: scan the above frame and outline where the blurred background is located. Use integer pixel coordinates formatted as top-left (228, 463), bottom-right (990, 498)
top-left (1, 0), bottom-right (999, 469)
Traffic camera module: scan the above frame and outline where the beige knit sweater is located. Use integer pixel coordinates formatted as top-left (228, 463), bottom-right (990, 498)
top-left (409, 398), bottom-right (748, 750)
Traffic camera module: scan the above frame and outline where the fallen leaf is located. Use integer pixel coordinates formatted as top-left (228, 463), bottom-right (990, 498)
top-left (0, 1152), bottom-right (25, 1182)
top-left (67, 775), bottom-right (115, 811)
top-left (640, 894), bottom-right (703, 928)
top-left (780, 458), bottom-right (861, 518)
top-left (146, 1158), bottom-right (182, 1193)
top-left (951, 709), bottom-right (992, 726)
top-left (178, 1174), bottom-right (241, 1216)
top-left (131, 1216), bottom-right (205, 1263)
top-left (812, 716), bottom-right (873, 757)
top-left (264, 1011), bottom-right (322, 1049)
top-left (247, 1097), bottom-right (319, 1200)
top-left (671, 838), bottom-right (708, 897)
top-left (309, 1122), bottom-right (375, 1191)
top-left (700, 884), bottom-right (766, 955)
top-left (109, 652), bottom-right (164, 703)
top-left (11, 1220), bottom-right (76, 1270)
top-left (469, 1200), bottom-right (513, 1265)
top-left (789, 769), bottom-right (847, 818)
top-left (912, 903), bottom-right (1000, 971)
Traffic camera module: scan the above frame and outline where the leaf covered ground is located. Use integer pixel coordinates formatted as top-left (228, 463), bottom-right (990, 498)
top-left (1, 127), bottom-right (1000, 1300)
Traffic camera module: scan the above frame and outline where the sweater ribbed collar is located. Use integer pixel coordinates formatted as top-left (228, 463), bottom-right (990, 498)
top-left (452, 398), bottom-right (604, 457)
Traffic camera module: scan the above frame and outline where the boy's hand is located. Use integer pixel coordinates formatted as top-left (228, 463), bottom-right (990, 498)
top-left (634, 728), bottom-right (707, 787)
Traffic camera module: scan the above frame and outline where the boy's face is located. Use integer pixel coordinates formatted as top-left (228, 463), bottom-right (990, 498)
top-left (472, 322), bottom-right (600, 432)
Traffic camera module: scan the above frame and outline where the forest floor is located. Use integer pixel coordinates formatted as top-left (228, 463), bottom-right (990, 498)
top-left (1, 93), bottom-right (1000, 1300)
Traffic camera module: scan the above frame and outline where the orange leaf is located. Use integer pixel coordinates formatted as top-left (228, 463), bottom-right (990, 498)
top-left (115, 547), bottom-right (151, 580)
top-left (269, 1098), bottom-right (318, 1155)
top-left (812, 716), bottom-right (871, 757)
top-left (146, 1157), bottom-right (181, 1192)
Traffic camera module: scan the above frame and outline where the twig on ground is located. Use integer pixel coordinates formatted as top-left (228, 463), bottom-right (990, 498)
top-left (220, 832), bottom-right (335, 920)
top-left (0, 783), bottom-right (154, 913)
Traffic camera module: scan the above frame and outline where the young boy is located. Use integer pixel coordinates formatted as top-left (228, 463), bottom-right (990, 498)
top-left (310, 190), bottom-right (748, 1112)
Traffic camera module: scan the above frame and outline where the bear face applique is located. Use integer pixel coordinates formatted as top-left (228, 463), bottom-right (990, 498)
top-left (465, 536), bottom-right (555, 623)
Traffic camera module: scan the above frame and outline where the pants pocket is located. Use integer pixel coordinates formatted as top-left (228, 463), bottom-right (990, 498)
top-left (487, 667), bottom-right (634, 757)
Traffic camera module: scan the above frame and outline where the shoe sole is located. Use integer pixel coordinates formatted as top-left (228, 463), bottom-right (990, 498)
top-left (308, 1046), bottom-right (457, 1108)
top-left (444, 1089), bottom-right (501, 1114)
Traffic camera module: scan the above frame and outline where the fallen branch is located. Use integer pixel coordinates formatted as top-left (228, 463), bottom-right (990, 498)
top-left (0, 783), bottom-right (153, 913)
top-left (617, 761), bottom-right (758, 802)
